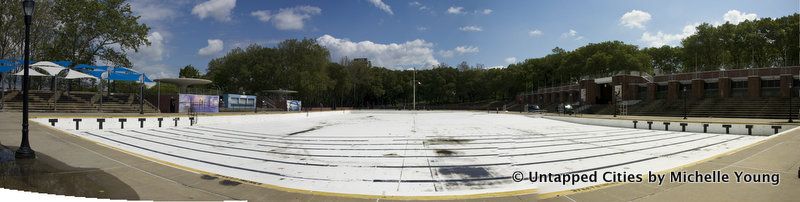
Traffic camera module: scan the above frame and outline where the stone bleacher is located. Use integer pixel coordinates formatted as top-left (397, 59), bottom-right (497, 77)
top-left (1, 91), bottom-right (159, 113)
top-left (624, 97), bottom-right (800, 119)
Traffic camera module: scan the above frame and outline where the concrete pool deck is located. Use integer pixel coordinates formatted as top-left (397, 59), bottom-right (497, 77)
top-left (538, 113), bottom-right (800, 125)
top-left (0, 111), bottom-right (798, 201)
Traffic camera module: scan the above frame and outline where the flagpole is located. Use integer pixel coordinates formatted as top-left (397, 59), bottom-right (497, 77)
top-left (139, 74), bottom-right (144, 114)
top-left (157, 81), bottom-right (161, 113)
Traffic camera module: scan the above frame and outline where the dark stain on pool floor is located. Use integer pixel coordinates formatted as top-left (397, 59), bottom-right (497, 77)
top-left (435, 149), bottom-right (456, 156)
top-left (437, 166), bottom-right (491, 178)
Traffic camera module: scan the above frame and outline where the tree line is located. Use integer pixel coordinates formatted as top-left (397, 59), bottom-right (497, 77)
top-left (1, 1), bottom-right (795, 108)
top-left (200, 13), bottom-right (797, 108)
top-left (0, 0), bottom-right (150, 68)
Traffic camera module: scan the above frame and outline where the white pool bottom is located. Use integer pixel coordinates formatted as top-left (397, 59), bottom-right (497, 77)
top-left (36, 111), bottom-right (766, 197)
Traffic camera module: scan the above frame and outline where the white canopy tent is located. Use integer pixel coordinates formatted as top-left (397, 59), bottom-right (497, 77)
top-left (30, 61), bottom-right (67, 76)
top-left (64, 69), bottom-right (97, 80)
top-left (13, 68), bottom-right (48, 76)
top-left (12, 61), bottom-right (99, 92)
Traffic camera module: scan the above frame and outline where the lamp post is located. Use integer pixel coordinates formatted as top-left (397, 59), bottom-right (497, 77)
top-left (412, 66), bottom-right (416, 111)
top-left (16, 0), bottom-right (36, 159)
top-left (683, 86), bottom-right (688, 120)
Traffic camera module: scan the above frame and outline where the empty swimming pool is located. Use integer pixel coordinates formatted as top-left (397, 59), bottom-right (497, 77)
top-left (35, 111), bottom-right (768, 197)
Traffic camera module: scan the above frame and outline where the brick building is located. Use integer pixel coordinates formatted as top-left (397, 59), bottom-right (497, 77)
top-left (521, 66), bottom-right (800, 106)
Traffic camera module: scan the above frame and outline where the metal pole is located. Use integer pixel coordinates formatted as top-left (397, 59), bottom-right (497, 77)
top-left (16, 0), bottom-right (35, 159)
top-left (139, 81), bottom-right (144, 114)
top-left (99, 79), bottom-right (103, 112)
top-left (412, 67), bottom-right (416, 111)
top-left (1, 73), bottom-right (5, 110)
top-left (157, 81), bottom-right (160, 113)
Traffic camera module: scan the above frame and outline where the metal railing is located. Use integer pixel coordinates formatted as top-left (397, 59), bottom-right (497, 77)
top-left (653, 66), bottom-right (800, 82)
top-left (182, 88), bottom-right (220, 95)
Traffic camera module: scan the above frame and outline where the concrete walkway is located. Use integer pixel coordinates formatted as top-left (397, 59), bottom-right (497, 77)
top-left (1, 111), bottom-right (797, 201)
top-left (542, 113), bottom-right (800, 125)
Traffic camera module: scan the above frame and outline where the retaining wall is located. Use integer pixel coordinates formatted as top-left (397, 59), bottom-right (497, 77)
top-left (545, 116), bottom-right (795, 136)
top-left (33, 110), bottom-right (349, 132)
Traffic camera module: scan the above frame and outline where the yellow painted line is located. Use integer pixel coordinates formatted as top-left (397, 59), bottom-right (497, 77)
top-left (30, 111), bottom-right (299, 119)
top-left (35, 123), bottom-right (537, 200)
top-left (32, 114), bottom-right (189, 118)
top-left (536, 125), bottom-right (798, 199)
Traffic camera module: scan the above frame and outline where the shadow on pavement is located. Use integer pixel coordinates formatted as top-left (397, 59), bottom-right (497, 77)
top-left (0, 145), bottom-right (139, 200)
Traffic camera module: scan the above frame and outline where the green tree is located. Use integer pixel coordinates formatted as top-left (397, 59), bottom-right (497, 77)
top-left (40, 0), bottom-right (149, 67)
top-left (644, 45), bottom-right (683, 73)
top-left (1, 0), bottom-right (59, 60)
top-left (179, 65), bottom-right (202, 78)
top-left (202, 13), bottom-right (798, 109)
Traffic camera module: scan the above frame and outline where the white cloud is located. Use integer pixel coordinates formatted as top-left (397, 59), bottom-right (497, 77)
top-left (640, 23), bottom-right (699, 47)
top-left (138, 64), bottom-right (174, 79)
top-left (316, 35), bottom-right (439, 69)
top-left (127, 32), bottom-right (174, 79)
top-left (447, 6), bottom-right (465, 14)
top-left (269, 6), bottom-right (322, 30)
top-left (250, 10), bottom-right (271, 22)
top-left (129, 0), bottom-right (179, 22)
top-left (417, 26), bottom-right (428, 31)
top-left (481, 9), bottom-right (493, 15)
top-left (438, 46), bottom-right (479, 58)
top-left (505, 57), bottom-right (517, 64)
top-left (639, 10), bottom-right (755, 47)
top-left (136, 32), bottom-right (166, 61)
top-left (454, 46), bottom-right (479, 54)
top-left (198, 39), bottom-right (224, 56)
top-left (191, 0), bottom-right (237, 22)
top-left (485, 65), bottom-right (505, 69)
top-left (723, 10), bottom-right (757, 25)
top-left (438, 50), bottom-right (455, 58)
top-left (126, 1), bottom-right (186, 79)
top-left (561, 29), bottom-right (584, 40)
top-left (368, 0), bottom-right (393, 15)
top-left (528, 29), bottom-right (543, 37)
top-left (620, 10), bottom-right (652, 29)
top-left (459, 25), bottom-right (483, 32)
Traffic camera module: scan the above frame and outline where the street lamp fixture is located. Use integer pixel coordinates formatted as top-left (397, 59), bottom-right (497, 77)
top-left (16, 0), bottom-right (36, 159)
top-left (23, 0), bottom-right (34, 17)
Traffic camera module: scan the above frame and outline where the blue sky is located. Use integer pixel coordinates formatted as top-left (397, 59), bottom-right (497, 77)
top-left (126, 0), bottom-right (799, 78)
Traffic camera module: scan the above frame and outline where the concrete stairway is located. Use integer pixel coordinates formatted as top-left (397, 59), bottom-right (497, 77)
top-left (1, 91), bottom-right (159, 113)
top-left (625, 97), bottom-right (800, 119)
